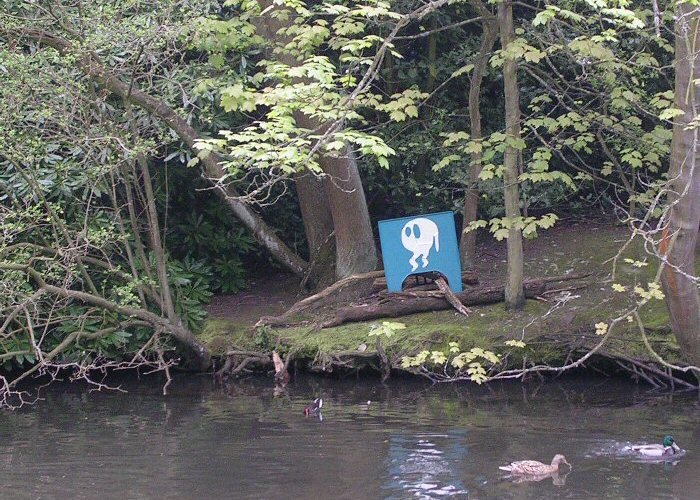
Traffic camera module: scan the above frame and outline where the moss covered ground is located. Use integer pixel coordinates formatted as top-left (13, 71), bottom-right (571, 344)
top-left (199, 221), bottom-right (696, 372)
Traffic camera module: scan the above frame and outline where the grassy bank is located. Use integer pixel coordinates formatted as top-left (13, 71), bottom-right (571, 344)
top-left (198, 222), bottom-right (695, 377)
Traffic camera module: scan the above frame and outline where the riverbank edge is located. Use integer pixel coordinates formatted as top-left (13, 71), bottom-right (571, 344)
top-left (197, 299), bottom-right (690, 384)
top-left (196, 222), bottom-right (697, 384)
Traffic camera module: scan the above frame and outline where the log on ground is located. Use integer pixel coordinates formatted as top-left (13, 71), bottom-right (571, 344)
top-left (320, 279), bottom-right (561, 328)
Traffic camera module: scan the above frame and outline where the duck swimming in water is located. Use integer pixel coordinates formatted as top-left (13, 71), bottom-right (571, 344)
top-left (627, 435), bottom-right (682, 458)
top-left (499, 454), bottom-right (571, 476)
top-left (303, 398), bottom-right (323, 417)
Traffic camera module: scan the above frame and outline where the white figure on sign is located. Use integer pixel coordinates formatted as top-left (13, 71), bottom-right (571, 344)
top-left (401, 218), bottom-right (440, 271)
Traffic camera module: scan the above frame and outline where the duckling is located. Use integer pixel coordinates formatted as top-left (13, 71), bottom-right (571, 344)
top-left (627, 435), bottom-right (682, 458)
top-left (499, 454), bottom-right (571, 476)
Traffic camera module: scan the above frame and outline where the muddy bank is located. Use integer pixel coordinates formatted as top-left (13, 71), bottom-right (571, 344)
top-left (199, 222), bottom-right (695, 383)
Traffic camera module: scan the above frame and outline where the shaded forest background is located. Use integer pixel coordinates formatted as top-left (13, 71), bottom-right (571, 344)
top-left (0, 0), bottom-right (698, 401)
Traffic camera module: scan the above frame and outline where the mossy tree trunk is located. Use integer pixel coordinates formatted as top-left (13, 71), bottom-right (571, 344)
top-left (661, 2), bottom-right (700, 365)
top-left (460, 0), bottom-right (498, 270)
top-left (498, 0), bottom-right (525, 310)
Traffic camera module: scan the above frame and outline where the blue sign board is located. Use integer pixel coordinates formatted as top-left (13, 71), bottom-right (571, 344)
top-left (378, 211), bottom-right (462, 293)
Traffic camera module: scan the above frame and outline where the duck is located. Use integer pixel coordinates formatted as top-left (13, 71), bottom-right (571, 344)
top-left (303, 398), bottom-right (323, 417)
top-left (627, 435), bottom-right (682, 458)
top-left (499, 454), bottom-right (571, 476)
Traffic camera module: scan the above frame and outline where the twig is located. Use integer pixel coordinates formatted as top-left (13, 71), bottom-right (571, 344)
top-left (435, 277), bottom-right (472, 316)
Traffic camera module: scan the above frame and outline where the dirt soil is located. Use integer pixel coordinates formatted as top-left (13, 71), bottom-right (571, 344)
top-left (206, 272), bottom-right (302, 325)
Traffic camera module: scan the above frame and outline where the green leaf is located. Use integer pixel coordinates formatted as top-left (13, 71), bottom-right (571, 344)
top-left (451, 64), bottom-right (474, 78)
top-left (493, 228), bottom-right (509, 241)
top-left (659, 108), bottom-right (684, 120)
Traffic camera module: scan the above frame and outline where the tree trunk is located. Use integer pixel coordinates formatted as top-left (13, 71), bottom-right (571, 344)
top-left (461, 1), bottom-right (498, 269)
top-left (295, 172), bottom-right (336, 288)
top-left (125, 101), bottom-right (178, 320)
top-left (498, 0), bottom-right (525, 310)
top-left (319, 149), bottom-right (378, 278)
top-left (253, 1), bottom-right (377, 281)
top-left (427, 16), bottom-right (438, 92)
top-left (248, 3), bottom-right (337, 287)
top-left (660, 3), bottom-right (700, 366)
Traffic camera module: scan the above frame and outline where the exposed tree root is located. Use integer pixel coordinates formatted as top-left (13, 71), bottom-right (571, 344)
top-left (605, 353), bottom-right (698, 389)
top-left (214, 350), bottom-right (272, 383)
top-left (209, 342), bottom-right (698, 392)
top-left (404, 346), bottom-right (699, 390)
top-left (375, 338), bottom-right (392, 383)
top-left (307, 350), bottom-right (379, 374)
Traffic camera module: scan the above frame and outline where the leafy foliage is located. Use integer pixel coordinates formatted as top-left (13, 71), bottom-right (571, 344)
top-left (400, 342), bottom-right (502, 384)
top-left (1, 0), bottom-right (697, 397)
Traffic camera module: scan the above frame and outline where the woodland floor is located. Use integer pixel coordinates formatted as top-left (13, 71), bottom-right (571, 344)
top-left (206, 220), bottom-right (632, 324)
top-left (200, 219), bottom-right (696, 377)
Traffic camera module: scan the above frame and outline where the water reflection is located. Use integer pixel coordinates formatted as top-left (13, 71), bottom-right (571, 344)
top-left (0, 375), bottom-right (696, 499)
top-left (385, 431), bottom-right (469, 498)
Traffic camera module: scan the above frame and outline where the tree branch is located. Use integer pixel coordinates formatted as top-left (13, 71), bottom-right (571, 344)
top-left (12, 28), bottom-right (308, 277)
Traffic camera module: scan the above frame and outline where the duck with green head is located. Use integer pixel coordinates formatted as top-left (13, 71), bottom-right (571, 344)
top-left (628, 435), bottom-right (682, 458)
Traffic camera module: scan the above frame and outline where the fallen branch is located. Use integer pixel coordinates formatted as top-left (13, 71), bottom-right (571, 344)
top-left (260, 271), bottom-right (589, 327)
top-left (435, 277), bottom-right (472, 316)
top-left (320, 281), bottom-right (551, 328)
top-left (371, 270), bottom-right (479, 292)
top-left (256, 270), bottom-right (384, 326)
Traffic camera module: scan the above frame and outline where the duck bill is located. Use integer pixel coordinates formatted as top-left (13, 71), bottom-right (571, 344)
top-left (672, 443), bottom-right (681, 453)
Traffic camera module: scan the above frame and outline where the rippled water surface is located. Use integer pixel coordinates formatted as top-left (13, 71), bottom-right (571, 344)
top-left (0, 375), bottom-right (698, 499)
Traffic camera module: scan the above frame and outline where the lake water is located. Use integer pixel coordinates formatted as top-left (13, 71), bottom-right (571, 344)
top-left (0, 375), bottom-right (698, 499)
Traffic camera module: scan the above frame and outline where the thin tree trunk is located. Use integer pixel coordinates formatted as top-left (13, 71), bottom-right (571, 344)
top-left (660, 3), bottom-right (700, 365)
top-left (18, 29), bottom-right (309, 277)
top-left (125, 101), bottom-right (178, 320)
top-left (427, 16), bottom-right (438, 92)
top-left (385, 51), bottom-right (397, 96)
top-left (461, 1), bottom-right (498, 269)
top-left (498, 0), bottom-right (525, 310)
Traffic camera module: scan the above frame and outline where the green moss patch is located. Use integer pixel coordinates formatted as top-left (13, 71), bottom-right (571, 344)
top-left (199, 222), bottom-right (695, 372)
